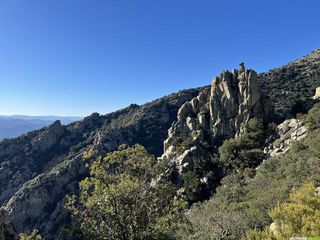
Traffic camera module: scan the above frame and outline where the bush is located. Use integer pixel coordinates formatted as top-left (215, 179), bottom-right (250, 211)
top-left (65, 145), bottom-right (186, 240)
top-left (306, 103), bottom-right (320, 130)
top-left (245, 182), bottom-right (320, 239)
top-left (219, 118), bottom-right (266, 170)
top-left (177, 199), bottom-right (247, 240)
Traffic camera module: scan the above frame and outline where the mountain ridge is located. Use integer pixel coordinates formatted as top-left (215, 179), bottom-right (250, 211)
top-left (0, 88), bottom-right (202, 238)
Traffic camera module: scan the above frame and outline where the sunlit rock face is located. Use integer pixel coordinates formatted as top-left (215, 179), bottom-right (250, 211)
top-left (314, 86), bottom-right (320, 99)
top-left (162, 63), bottom-right (273, 172)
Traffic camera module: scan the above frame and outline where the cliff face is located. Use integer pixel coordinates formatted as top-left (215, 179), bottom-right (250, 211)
top-left (163, 64), bottom-right (273, 173)
top-left (0, 88), bottom-right (201, 239)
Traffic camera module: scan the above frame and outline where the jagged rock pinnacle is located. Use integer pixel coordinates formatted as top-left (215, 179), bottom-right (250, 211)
top-left (162, 65), bottom-right (273, 173)
top-left (239, 62), bottom-right (245, 74)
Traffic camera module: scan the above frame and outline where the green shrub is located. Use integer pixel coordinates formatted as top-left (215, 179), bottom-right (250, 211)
top-left (245, 182), bottom-right (320, 239)
top-left (306, 103), bottom-right (320, 130)
top-left (219, 118), bottom-right (266, 170)
top-left (65, 145), bottom-right (186, 240)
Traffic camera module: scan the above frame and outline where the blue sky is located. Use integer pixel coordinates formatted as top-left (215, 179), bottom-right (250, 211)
top-left (0, 0), bottom-right (319, 116)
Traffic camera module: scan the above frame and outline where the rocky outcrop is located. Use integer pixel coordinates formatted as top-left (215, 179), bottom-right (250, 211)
top-left (314, 87), bottom-right (320, 99)
top-left (264, 118), bottom-right (308, 157)
top-left (0, 88), bottom-right (201, 239)
top-left (163, 64), bottom-right (273, 173)
top-left (0, 121), bottom-right (66, 205)
top-left (30, 120), bottom-right (64, 152)
top-left (209, 64), bottom-right (272, 138)
top-left (4, 155), bottom-right (87, 236)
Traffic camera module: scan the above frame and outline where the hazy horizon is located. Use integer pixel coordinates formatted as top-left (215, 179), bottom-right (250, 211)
top-left (0, 114), bottom-right (82, 118)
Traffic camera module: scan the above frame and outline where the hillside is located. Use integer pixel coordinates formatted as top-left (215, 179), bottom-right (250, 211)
top-left (0, 49), bottom-right (320, 239)
top-left (180, 102), bottom-right (320, 239)
top-left (259, 49), bottom-right (320, 117)
top-left (0, 88), bottom-right (201, 238)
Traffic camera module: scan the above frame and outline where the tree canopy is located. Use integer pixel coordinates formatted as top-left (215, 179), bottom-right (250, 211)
top-left (65, 144), bottom-right (186, 240)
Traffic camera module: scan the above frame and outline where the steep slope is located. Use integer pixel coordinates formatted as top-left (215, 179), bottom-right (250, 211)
top-left (0, 88), bottom-right (201, 238)
top-left (159, 64), bottom-right (274, 203)
top-left (259, 49), bottom-right (320, 117)
top-left (180, 102), bottom-right (320, 239)
top-left (163, 63), bottom-right (273, 162)
top-left (159, 50), bottom-right (320, 202)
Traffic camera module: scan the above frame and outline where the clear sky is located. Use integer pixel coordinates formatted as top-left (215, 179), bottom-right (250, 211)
top-left (0, 0), bottom-right (319, 116)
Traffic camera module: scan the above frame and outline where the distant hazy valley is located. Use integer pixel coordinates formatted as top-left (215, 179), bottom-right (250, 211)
top-left (0, 116), bottom-right (81, 140)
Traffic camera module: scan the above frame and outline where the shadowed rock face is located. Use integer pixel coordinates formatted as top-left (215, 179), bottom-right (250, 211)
top-left (162, 64), bottom-right (273, 169)
top-left (0, 88), bottom-right (201, 239)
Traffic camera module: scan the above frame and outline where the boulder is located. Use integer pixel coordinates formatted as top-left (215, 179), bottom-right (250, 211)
top-left (264, 118), bottom-right (308, 157)
top-left (31, 120), bottom-right (64, 152)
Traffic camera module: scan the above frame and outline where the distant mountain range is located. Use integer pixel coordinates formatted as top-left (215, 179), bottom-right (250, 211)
top-left (0, 115), bottom-right (81, 140)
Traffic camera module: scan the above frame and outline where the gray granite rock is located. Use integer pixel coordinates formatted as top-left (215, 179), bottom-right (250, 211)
top-left (162, 64), bottom-right (273, 167)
